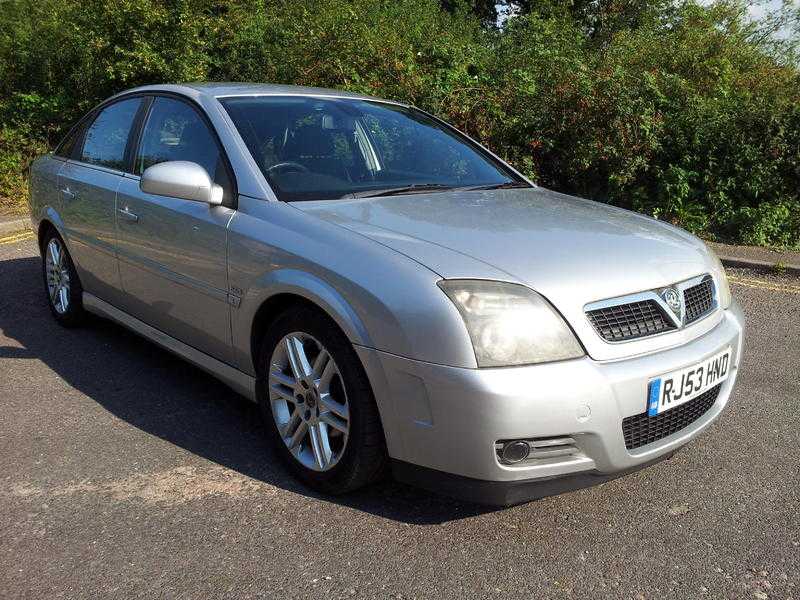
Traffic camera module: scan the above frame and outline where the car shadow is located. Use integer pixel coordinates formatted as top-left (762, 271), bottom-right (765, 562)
top-left (0, 254), bottom-right (495, 524)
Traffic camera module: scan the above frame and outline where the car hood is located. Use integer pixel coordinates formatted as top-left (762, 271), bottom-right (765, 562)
top-left (292, 187), bottom-right (723, 360)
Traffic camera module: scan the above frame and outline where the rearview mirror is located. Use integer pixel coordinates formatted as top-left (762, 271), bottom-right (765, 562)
top-left (140, 161), bottom-right (223, 205)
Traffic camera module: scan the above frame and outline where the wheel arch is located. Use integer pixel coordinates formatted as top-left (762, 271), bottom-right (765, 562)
top-left (36, 208), bottom-right (68, 253)
top-left (244, 269), bottom-right (375, 375)
top-left (245, 281), bottom-right (405, 467)
top-left (37, 219), bottom-right (56, 252)
top-left (250, 292), bottom-right (333, 368)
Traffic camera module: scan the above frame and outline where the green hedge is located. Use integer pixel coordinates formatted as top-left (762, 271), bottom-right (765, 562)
top-left (1, 0), bottom-right (798, 247)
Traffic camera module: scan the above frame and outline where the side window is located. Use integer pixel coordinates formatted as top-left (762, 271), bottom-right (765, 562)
top-left (54, 121), bottom-right (87, 159)
top-left (135, 97), bottom-right (231, 195)
top-left (80, 98), bottom-right (142, 170)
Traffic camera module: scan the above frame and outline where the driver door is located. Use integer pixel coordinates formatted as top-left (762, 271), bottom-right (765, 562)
top-left (115, 95), bottom-right (236, 363)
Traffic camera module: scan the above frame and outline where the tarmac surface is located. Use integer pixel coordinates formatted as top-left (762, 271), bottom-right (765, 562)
top-left (1, 234), bottom-right (798, 599)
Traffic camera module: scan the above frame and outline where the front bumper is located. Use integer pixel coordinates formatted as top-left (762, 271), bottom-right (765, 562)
top-left (356, 300), bottom-right (745, 505)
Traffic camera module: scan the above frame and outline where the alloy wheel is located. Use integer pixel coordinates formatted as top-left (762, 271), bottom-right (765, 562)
top-left (45, 238), bottom-right (71, 315)
top-left (268, 332), bottom-right (350, 472)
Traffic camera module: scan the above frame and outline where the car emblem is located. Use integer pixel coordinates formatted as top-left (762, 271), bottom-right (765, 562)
top-left (661, 287), bottom-right (683, 322)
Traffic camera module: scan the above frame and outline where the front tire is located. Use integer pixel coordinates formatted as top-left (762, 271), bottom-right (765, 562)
top-left (41, 230), bottom-right (85, 327)
top-left (256, 307), bottom-right (387, 495)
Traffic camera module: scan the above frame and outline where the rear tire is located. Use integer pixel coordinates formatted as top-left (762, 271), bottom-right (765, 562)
top-left (256, 306), bottom-right (387, 494)
top-left (41, 230), bottom-right (85, 327)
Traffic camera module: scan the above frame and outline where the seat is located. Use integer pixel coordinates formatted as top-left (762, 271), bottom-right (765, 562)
top-left (281, 125), bottom-right (349, 181)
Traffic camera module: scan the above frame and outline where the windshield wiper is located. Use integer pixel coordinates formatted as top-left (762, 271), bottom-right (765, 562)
top-left (350, 183), bottom-right (457, 198)
top-left (347, 180), bottom-right (530, 199)
top-left (461, 181), bottom-right (532, 191)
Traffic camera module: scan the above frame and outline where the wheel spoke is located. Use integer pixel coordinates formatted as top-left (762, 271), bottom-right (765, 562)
top-left (285, 336), bottom-right (312, 379)
top-left (319, 392), bottom-right (349, 421)
top-left (278, 409), bottom-right (301, 438)
top-left (270, 382), bottom-right (296, 404)
top-left (309, 423), bottom-right (332, 469)
top-left (317, 358), bottom-right (337, 393)
top-left (312, 349), bottom-right (330, 379)
top-left (59, 286), bottom-right (69, 310)
top-left (48, 241), bottom-right (61, 267)
top-left (269, 369), bottom-right (296, 388)
top-left (287, 420), bottom-right (308, 450)
top-left (319, 411), bottom-right (348, 434)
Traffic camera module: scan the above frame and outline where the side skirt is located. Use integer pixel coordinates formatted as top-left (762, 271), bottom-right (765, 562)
top-left (82, 292), bottom-right (257, 402)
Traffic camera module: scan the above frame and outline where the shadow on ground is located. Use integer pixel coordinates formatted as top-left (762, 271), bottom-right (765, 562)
top-left (0, 254), bottom-right (494, 524)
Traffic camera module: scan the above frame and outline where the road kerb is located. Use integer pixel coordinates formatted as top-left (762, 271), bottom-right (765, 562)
top-left (719, 256), bottom-right (800, 277)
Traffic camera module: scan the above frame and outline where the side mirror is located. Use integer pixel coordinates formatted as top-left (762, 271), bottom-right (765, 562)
top-left (140, 161), bottom-right (223, 205)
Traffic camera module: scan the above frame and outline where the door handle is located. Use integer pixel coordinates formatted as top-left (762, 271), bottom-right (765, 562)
top-left (61, 187), bottom-right (76, 200)
top-left (118, 207), bottom-right (139, 223)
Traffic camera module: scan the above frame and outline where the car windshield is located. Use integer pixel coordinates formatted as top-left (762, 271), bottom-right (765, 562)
top-left (220, 96), bottom-right (527, 201)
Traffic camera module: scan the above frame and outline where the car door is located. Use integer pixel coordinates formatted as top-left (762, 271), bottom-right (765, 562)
top-left (57, 97), bottom-right (144, 306)
top-left (115, 95), bottom-right (236, 363)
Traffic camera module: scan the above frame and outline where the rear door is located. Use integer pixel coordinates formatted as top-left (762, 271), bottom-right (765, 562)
top-left (57, 97), bottom-right (144, 305)
top-left (115, 95), bottom-right (236, 363)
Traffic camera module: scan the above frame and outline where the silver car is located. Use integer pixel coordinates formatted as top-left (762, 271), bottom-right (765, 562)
top-left (28, 83), bottom-right (744, 505)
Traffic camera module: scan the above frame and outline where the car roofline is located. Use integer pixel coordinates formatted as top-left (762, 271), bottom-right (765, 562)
top-left (111, 82), bottom-right (394, 104)
top-left (102, 83), bottom-right (535, 192)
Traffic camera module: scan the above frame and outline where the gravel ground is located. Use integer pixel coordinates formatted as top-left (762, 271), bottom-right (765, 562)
top-left (1, 238), bottom-right (798, 599)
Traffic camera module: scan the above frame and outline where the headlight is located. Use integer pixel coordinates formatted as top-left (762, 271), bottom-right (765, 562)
top-left (438, 280), bottom-right (584, 367)
top-left (706, 244), bottom-right (732, 309)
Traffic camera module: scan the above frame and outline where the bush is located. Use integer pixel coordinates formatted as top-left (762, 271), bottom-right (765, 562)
top-left (0, 0), bottom-right (798, 248)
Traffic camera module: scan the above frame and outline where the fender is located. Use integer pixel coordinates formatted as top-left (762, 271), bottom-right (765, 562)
top-left (36, 206), bottom-right (69, 251)
top-left (233, 267), bottom-right (409, 461)
top-left (231, 267), bottom-right (374, 376)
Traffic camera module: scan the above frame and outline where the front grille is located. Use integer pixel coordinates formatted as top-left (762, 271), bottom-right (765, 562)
top-left (587, 300), bottom-right (676, 342)
top-left (683, 277), bottom-right (715, 324)
top-left (622, 384), bottom-right (722, 450)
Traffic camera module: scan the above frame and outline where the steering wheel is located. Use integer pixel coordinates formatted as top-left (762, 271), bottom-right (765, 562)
top-left (267, 162), bottom-right (310, 176)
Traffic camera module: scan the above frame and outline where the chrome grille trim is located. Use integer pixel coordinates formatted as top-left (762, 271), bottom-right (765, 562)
top-left (585, 274), bottom-right (718, 343)
top-left (495, 436), bottom-right (582, 466)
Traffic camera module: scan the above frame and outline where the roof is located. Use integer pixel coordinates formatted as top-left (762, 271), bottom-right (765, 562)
top-left (110, 82), bottom-right (403, 108)
top-left (184, 82), bottom-right (386, 101)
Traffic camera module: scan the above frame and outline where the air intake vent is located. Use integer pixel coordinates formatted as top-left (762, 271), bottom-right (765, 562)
top-left (587, 300), bottom-right (676, 342)
top-left (683, 276), bottom-right (715, 324)
top-left (622, 383), bottom-right (722, 450)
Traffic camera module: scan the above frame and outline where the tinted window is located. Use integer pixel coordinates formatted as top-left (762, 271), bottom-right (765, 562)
top-left (54, 121), bottom-right (87, 159)
top-left (80, 98), bottom-right (142, 170)
top-left (135, 97), bottom-right (230, 195)
top-left (221, 96), bottom-right (523, 202)
top-left (361, 107), bottom-right (495, 180)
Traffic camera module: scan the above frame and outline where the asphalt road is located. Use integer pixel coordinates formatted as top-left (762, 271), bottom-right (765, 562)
top-left (1, 234), bottom-right (798, 599)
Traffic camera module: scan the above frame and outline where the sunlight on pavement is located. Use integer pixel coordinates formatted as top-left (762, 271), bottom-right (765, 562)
top-left (727, 274), bottom-right (800, 295)
top-left (0, 231), bottom-right (34, 245)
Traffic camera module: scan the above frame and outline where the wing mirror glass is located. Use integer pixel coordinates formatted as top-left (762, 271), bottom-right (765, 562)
top-left (140, 161), bottom-right (223, 205)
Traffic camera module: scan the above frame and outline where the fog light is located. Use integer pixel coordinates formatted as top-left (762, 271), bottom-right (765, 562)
top-left (500, 440), bottom-right (530, 463)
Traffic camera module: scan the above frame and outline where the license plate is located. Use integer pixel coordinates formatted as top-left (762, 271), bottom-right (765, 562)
top-left (647, 347), bottom-right (731, 416)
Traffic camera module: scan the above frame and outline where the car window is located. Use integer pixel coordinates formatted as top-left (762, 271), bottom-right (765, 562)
top-left (79, 98), bottom-right (142, 170)
top-left (54, 121), bottom-right (87, 159)
top-left (221, 96), bottom-right (523, 202)
top-left (135, 96), bottom-right (231, 196)
top-left (360, 108), bottom-right (495, 181)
